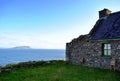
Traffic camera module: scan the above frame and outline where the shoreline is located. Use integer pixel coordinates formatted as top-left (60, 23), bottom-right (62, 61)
top-left (0, 60), bottom-right (65, 73)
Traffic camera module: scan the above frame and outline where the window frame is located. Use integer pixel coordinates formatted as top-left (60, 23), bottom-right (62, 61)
top-left (102, 43), bottom-right (111, 56)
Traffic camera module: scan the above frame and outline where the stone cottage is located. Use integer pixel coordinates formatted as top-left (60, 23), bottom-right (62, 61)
top-left (66, 9), bottom-right (120, 71)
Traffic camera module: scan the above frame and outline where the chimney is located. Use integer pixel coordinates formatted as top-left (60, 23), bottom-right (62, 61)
top-left (99, 8), bottom-right (111, 18)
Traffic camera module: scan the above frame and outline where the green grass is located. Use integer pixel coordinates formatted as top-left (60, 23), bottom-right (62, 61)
top-left (0, 61), bottom-right (120, 81)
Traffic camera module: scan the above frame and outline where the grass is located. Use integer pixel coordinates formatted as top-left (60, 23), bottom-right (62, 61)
top-left (0, 61), bottom-right (120, 81)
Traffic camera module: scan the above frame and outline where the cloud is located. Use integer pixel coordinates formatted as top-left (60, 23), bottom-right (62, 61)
top-left (0, 35), bottom-right (65, 49)
top-left (0, 36), bottom-right (24, 47)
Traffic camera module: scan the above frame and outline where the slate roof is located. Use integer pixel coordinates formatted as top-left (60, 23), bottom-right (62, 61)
top-left (89, 11), bottom-right (120, 40)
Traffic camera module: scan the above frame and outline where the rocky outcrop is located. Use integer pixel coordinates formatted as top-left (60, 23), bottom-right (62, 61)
top-left (13, 46), bottom-right (31, 49)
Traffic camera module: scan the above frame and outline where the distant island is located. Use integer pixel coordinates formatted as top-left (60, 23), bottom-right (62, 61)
top-left (13, 46), bottom-right (31, 49)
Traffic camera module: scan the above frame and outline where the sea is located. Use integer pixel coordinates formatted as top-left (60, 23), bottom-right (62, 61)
top-left (0, 49), bottom-right (65, 66)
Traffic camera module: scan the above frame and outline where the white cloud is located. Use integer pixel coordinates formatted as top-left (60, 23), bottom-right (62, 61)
top-left (0, 17), bottom-right (95, 49)
top-left (0, 36), bottom-right (24, 48)
top-left (0, 35), bottom-right (66, 49)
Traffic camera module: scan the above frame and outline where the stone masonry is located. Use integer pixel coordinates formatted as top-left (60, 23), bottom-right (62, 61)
top-left (66, 9), bottom-right (120, 71)
top-left (66, 35), bottom-right (120, 71)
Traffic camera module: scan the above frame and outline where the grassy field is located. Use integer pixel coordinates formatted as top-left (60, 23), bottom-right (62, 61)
top-left (0, 61), bottom-right (120, 81)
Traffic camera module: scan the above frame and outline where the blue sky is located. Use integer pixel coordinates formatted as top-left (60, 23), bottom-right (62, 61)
top-left (0, 0), bottom-right (120, 49)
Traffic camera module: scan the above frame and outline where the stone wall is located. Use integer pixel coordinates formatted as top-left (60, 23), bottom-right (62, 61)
top-left (0, 60), bottom-right (64, 73)
top-left (66, 35), bottom-right (120, 71)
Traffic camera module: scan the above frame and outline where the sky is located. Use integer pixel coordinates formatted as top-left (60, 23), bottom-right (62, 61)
top-left (0, 0), bottom-right (120, 49)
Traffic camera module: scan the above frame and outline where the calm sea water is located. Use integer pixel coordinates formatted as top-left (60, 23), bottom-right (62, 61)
top-left (0, 49), bottom-right (65, 66)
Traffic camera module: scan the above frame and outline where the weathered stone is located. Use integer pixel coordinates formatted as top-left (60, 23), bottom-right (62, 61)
top-left (66, 9), bottom-right (120, 71)
top-left (66, 35), bottom-right (120, 71)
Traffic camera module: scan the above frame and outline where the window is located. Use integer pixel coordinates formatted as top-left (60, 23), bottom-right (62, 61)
top-left (102, 44), bottom-right (111, 56)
